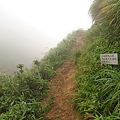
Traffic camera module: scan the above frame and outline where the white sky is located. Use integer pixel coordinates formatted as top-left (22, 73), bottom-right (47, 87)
top-left (0, 0), bottom-right (94, 42)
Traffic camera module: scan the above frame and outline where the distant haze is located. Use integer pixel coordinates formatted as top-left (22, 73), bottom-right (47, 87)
top-left (0, 12), bottom-right (57, 74)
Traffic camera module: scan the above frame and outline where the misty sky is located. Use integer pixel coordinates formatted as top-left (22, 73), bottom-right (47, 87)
top-left (0, 0), bottom-right (94, 73)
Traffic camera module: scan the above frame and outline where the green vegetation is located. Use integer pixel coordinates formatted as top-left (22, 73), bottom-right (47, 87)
top-left (0, 29), bottom-right (83, 120)
top-left (1, 1), bottom-right (120, 119)
top-left (74, 0), bottom-right (120, 119)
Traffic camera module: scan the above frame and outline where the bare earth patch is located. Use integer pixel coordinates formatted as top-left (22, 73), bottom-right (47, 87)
top-left (45, 58), bottom-right (78, 120)
top-left (43, 38), bottom-right (84, 120)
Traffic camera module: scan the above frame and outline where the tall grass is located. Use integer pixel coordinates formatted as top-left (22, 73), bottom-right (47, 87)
top-left (74, 25), bottom-right (120, 119)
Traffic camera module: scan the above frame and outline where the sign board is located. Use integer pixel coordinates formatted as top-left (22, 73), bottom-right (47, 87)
top-left (100, 53), bottom-right (118, 65)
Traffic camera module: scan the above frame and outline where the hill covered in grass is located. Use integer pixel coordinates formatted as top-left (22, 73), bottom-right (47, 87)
top-left (74, 0), bottom-right (120, 119)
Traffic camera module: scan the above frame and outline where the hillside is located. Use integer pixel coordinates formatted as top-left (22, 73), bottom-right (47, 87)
top-left (73, 0), bottom-right (120, 119)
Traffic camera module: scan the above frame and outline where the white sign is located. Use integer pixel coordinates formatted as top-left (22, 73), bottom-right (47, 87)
top-left (100, 53), bottom-right (118, 65)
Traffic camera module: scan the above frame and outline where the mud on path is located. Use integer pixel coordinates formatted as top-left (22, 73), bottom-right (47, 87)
top-left (44, 37), bottom-right (84, 120)
top-left (45, 58), bottom-right (77, 120)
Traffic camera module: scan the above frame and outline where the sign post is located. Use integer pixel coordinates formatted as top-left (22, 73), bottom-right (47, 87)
top-left (100, 53), bottom-right (118, 65)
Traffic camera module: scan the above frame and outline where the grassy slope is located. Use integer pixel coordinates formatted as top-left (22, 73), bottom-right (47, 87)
top-left (74, 25), bottom-right (120, 119)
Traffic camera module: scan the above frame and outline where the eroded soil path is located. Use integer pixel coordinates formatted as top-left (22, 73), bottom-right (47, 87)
top-left (45, 38), bottom-right (84, 120)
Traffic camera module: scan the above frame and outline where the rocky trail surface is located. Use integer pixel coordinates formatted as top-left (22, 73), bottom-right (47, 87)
top-left (44, 38), bottom-right (84, 120)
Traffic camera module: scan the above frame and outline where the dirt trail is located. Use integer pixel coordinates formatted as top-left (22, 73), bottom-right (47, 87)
top-left (45, 38), bottom-right (84, 120)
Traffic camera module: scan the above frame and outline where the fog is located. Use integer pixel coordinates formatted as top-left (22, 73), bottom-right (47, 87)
top-left (0, 11), bottom-right (57, 74)
top-left (0, 0), bottom-right (93, 74)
